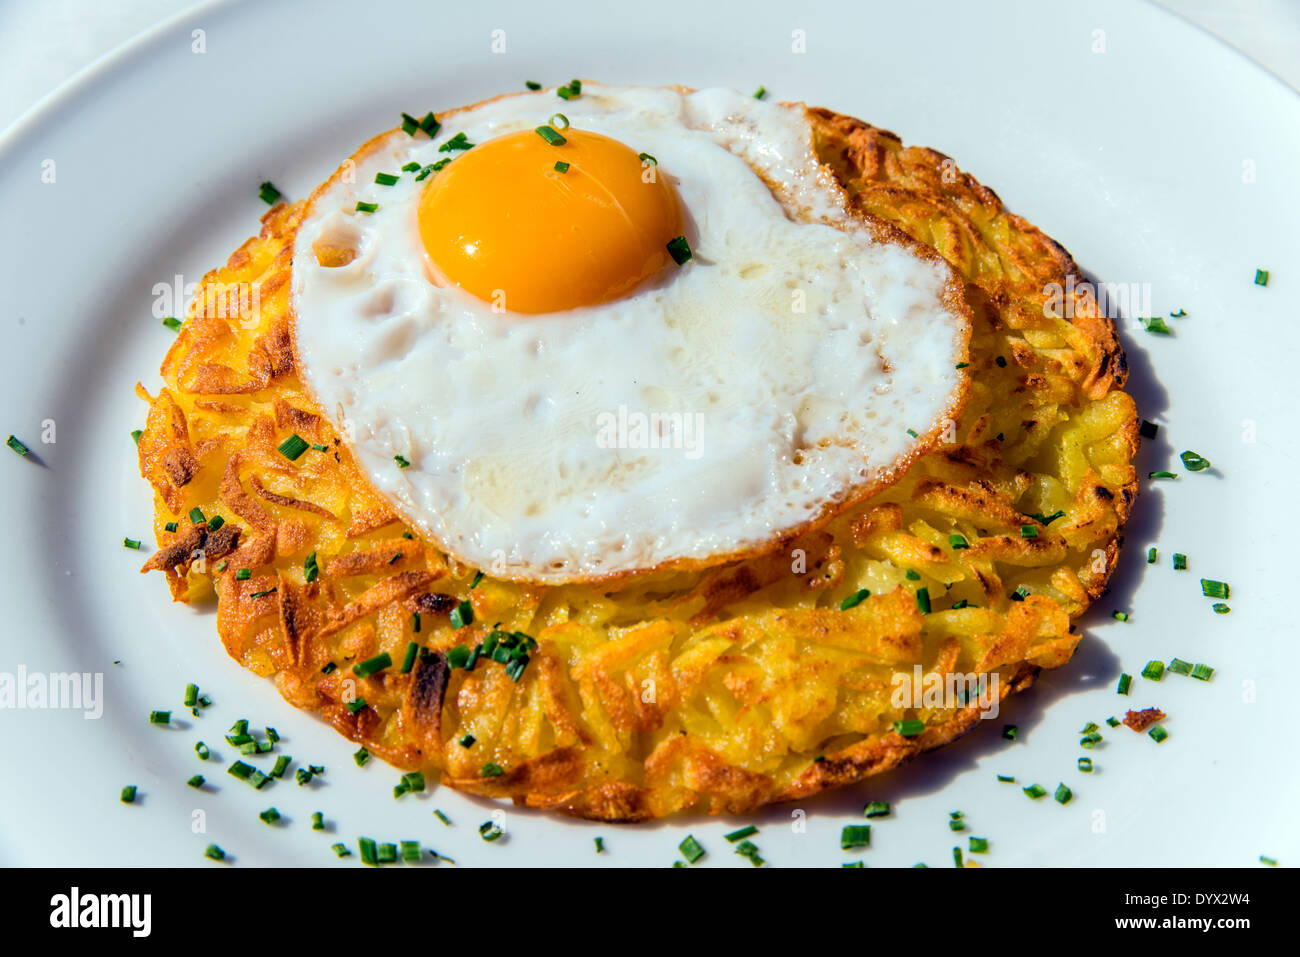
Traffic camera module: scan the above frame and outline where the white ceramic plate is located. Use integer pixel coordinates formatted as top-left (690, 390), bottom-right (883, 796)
top-left (1, 0), bottom-right (1297, 868)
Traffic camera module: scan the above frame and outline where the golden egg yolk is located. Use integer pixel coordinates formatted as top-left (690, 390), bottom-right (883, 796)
top-left (417, 128), bottom-right (683, 314)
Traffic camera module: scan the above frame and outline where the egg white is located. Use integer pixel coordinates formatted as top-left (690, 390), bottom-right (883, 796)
top-left (291, 85), bottom-right (968, 583)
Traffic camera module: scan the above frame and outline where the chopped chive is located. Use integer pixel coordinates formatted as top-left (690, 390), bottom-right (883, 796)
top-left (666, 235), bottom-right (692, 265)
top-left (525, 80), bottom-right (541, 90)
top-left (1168, 658), bottom-right (1193, 676)
top-left (400, 112), bottom-right (419, 135)
top-left (235, 567), bottom-right (252, 580)
top-left (402, 771), bottom-right (426, 793)
top-left (374, 172), bottom-right (399, 186)
top-left (1149, 725), bottom-right (1169, 743)
top-left (164, 522), bottom-right (177, 533)
top-left (353, 747), bottom-right (370, 767)
top-left (1200, 578), bottom-right (1230, 599)
top-left (1002, 725), bottom-right (1018, 740)
top-left (951, 599), bottom-right (972, 609)
top-left (725, 825), bottom-right (759, 843)
top-left (1054, 783), bottom-right (1073, 804)
top-left (249, 587), bottom-right (277, 599)
top-left (906, 428), bottom-right (919, 438)
top-left (997, 774), bottom-right (1015, 783)
top-left (394, 454), bottom-right (411, 468)
top-left (481, 762), bottom-right (503, 777)
top-left (450, 600), bottom-right (474, 629)
top-left (1080, 732), bottom-right (1103, 749)
top-left (434, 809), bottom-right (450, 825)
top-left (1031, 510), bottom-right (1065, 524)
top-left (553, 160), bottom-right (570, 173)
top-left (955, 361), bottom-right (970, 369)
top-left (535, 125), bottom-right (566, 145)
top-left (439, 131), bottom-right (474, 152)
top-left (594, 837), bottom-right (605, 854)
top-left (277, 434), bottom-right (309, 461)
top-left (638, 152), bottom-right (657, 165)
top-left (1020, 525), bottom-right (1038, 539)
top-left (1170, 308), bottom-right (1187, 317)
top-left (479, 822), bottom-right (503, 842)
top-left (915, 587), bottom-right (931, 614)
top-left (123, 537), bottom-right (141, 550)
top-left (182, 683), bottom-right (199, 708)
top-left (400, 641), bottom-right (419, 674)
top-left (270, 755), bottom-right (291, 778)
top-left (419, 112), bottom-right (439, 135)
top-left (556, 79), bottom-right (582, 100)
top-left (893, 719), bottom-right (924, 737)
top-left (189, 507), bottom-right (205, 525)
top-left (1078, 757), bottom-right (1093, 773)
top-left (412, 612), bottom-right (421, 633)
top-left (332, 842), bottom-right (351, 857)
top-left (204, 844), bottom-right (225, 861)
top-left (1106, 716), bottom-right (1121, 727)
top-left (377, 843), bottom-right (398, 865)
top-left (1173, 553), bottom-right (1187, 570)
top-left (149, 710), bottom-right (170, 725)
top-left (195, 740), bottom-right (211, 760)
top-left (969, 837), bottom-right (989, 853)
top-left (1261, 855), bottom-right (1278, 866)
top-left (1254, 268), bottom-right (1269, 286)
top-left (355, 201), bottom-right (378, 214)
top-left (1141, 660), bottom-right (1164, 680)
top-left (120, 785), bottom-right (137, 803)
top-left (1112, 610), bottom-right (1129, 622)
top-left (259, 807), bottom-right (281, 825)
top-left (345, 697), bottom-right (367, 714)
top-left (401, 841), bottom-right (421, 862)
top-left (863, 801), bottom-right (891, 818)
top-left (1212, 602), bottom-right (1231, 614)
top-left (359, 836), bottom-right (378, 865)
top-left (459, 734), bottom-right (475, 748)
top-left (949, 818), bottom-right (966, 832)
top-left (679, 835), bottom-right (705, 863)
top-left (1180, 450), bottom-right (1211, 472)
top-left (1147, 546), bottom-right (1158, 564)
top-left (1010, 585), bottom-right (1030, 601)
top-left (206, 515), bottom-right (224, 532)
top-left (1191, 663), bottom-right (1214, 681)
top-left (401, 161), bottom-right (421, 172)
top-left (753, 85), bottom-right (767, 99)
top-left (258, 181), bottom-right (281, 205)
top-left (1141, 316), bottom-right (1171, 335)
top-left (130, 428), bottom-right (143, 445)
top-left (904, 569), bottom-right (921, 581)
top-left (948, 533), bottom-right (969, 549)
top-left (228, 760), bottom-right (254, 781)
top-left (548, 112), bottom-right (570, 130)
top-left (952, 847), bottom-right (963, 868)
top-left (839, 588), bottom-right (870, 610)
top-left (1117, 673), bottom-right (1132, 695)
top-left (1148, 470), bottom-right (1177, 480)
top-left (841, 825), bottom-right (871, 850)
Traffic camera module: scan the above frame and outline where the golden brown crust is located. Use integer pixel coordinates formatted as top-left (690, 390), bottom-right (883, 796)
top-left (135, 93), bottom-right (1139, 821)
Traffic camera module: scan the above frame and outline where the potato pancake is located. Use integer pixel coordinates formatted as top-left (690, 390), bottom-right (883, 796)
top-left (136, 96), bottom-right (1137, 821)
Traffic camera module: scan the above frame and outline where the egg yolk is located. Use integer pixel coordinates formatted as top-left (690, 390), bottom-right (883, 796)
top-left (417, 128), bottom-right (683, 314)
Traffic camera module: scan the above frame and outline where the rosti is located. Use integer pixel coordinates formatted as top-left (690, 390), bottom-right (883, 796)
top-left (135, 91), bottom-right (1138, 821)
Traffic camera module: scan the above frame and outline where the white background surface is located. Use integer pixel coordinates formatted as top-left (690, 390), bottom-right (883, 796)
top-left (4, 0), bottom-right (1300, 132)
top-left (0, 0), bottom-right (1297, 869)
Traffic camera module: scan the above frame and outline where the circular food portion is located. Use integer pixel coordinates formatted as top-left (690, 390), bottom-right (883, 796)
top-left (290, 86), bottom-right (971, 583)
top-left (136, 84), bottom-right (1138, 821)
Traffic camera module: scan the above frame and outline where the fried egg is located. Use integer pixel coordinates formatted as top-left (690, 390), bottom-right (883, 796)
top-left (291, 84), bottom-right (970, 583)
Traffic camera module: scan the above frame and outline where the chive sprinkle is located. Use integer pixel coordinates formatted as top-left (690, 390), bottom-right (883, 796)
top-left (1200, 578), bottom-right (1230, 599)
top-left (839, 588), bottom-right (870, 610)
top-left (1254, 268), bottom-right (1269, 286)
top-left (258, 181), bottom-right (281, 205)
top-left (1078, 757), bottom-right (1093, 773)
top-left (434, 809), bottom-right (450, 825)
top-left (1148, 470), bottom-right (1177, 480)
top-left (259, 807), bottom-right (281, 825)
top-left (1142, 660), bottom-right (1165, 680)
top-left (353, 653), bottom-right (391, 678)
top-left (130, 428), bottom-right (143, 445)
top-left (439, 131), bottom-right (474, 152)
top-left (679, 835), bottom-right (705, 863)
top-left (345, 697), bottom-right (367, 714)
top-left (1173, 553), bottom-right (1187, 570)
top-left (479, 822), bottom-right (503, 842)
top-left (841, 825), bottom-right (871, 849)
top-left (402, 162), bottom-right (421, 172)
top-left (535, 125), bottom-right (566, 145)
top-left (1213, 603), bottom-right (1231, 614)
top-left (1117, 673), bottom-right (1132, 695)
top-left (400, 641), bottom-right (419, 674)
top-left (915, 587), bottom-right (931, 614)
top-left (753, 85), bottom-right (767, 99)
top-left (1191, 663), bottom-right (1214, 681)
top-left (525, 80), bottom-right (541, 90)
top-left (1112, 610), bottom-right (1129, 622)
top-left (638, 152), bottom-right (657, 166)
top-left (997, 774), bottom-right (1015, 783)
top-left (195, 741), bottom-right (210, 760)
top-left (394, 454), bottom-right (411, 468)
top-left (204, 844), bottom-right (225, 861)
top-left (1149, 725), bottom-right (1169, 743)
top-left (123, 537), bottom-right (141, 550)
top-left (419, 112), bottom-right (439, 135)
top-left (270, 755), bottom-right (291, 778)
top-left (553, 161), bottom-right (570, 173)
top-left (374, 172), bottom-right (399, 186)
top-left (353, 747), bottom-right (369, 767)
top-left (189, 507), bottom-right (205, 524)
top-left (1080, 731), bottom-right (1102, 749)
top-left (893, 719), bottom-right (924, 737)
top-left (1141, 316), bottom-right (1171, 335)
top-left (556, 79), bottom-right (582, 100)
top-left (1147, 546), bottom-right (1158, 564)
top-left (235, 568), bottom-right (251, 580)
top-left (549, 112), bottom-right (570, 130)
top-left (149, 710), bottom-right (171, 725)
top-left (666, 235), bottom-right (692, 265)
top-left (120, 785), bottom-right (137, 803)
top-left (969, 837), bottom-right (989, 853)
top-left (277, 434), bottom-right (309, 460)
top-left (303, 551), bottom-right (319, 584)
top-left (948, 533), bottom-right (969, 549)
top-left (863, 801), bottom-right (891, 818)
top-left (1168, 658), bottom-right (1193, 676)
top-left (1002, 725), bottom-right (1018, 740)
top-left (594, 837), bottom-right (605, 853)
top-left (450, 600), bottom-right (474, 628)
top-left (164, 522), bottom-right (177, 533)
top-left (481, 762), bottom-right (504, 777)
top-left (1053, 783), bottom-right (1073, 804)
top-left (1180, 450), bottom-right (1211, 472)
top-left (725, 825), bottom-right (759, 843)
top-left (1020, 525), bottom-right (1038, 539)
